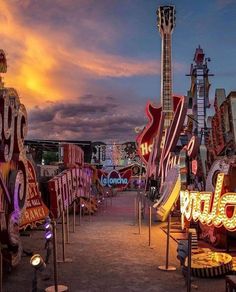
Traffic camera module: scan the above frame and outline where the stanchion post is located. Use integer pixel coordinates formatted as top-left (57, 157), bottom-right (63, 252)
top-left (187, 232), bottom-right (192, 292)
top-left (110, 192), bottom-right (113, 206)
top-left (66, 205), bottom-right (70, 244)
top-left (134, 196), bottom-right (137, 225)
top-left (0, 247), bottom-right (2, 292)
top-left (138, 200), bottom-right (141, 235)
top-left (79, 199), bottom-right (82, 226)
top-left (46, 220), bottom-right (68, 292)
top-left (62, 211), bottom-right (66, 261)
top-left (158, 212), bottom-right (176, 271)
top-left (165, 213), bottom-right (170, 269)
top-left (58, 211), bottom-right (72, 263)
top-left (136, 192), bottom-right (139, 224)
top-left (73, 200), bottom-right (76, 233)
top-left (149, 206), bottom-right (152, 246)
top-left (88, 190), bottom-right (91, 222)
top-left (52, 220), bottom-right (58, 292)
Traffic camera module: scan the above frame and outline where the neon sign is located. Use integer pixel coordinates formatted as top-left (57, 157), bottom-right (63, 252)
top-left (140, 142), bottom-right (153, 156)
top-left (0, 50), bottom-right (29, 267)
top-left (48, 166), bottom-right (92, 218)
top-left (101, 170), bottom-right (128, 187)
top-left (180, 173), bottom-right (236, 231)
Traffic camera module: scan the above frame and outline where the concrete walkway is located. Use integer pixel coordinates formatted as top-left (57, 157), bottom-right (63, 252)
top-left (3, 191), bottom-right (225, 291)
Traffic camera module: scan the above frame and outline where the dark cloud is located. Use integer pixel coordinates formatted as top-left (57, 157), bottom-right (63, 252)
top-left (28, 94), bottom-right (146, 142)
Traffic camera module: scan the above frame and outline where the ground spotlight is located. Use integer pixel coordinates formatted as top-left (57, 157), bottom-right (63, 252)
top-left (81, 203), bottom-right (85, 208)
top-left (44, 217), bottom-right (53, 264)
top-left (44, 222), bottom-right (51, 230)
top-left (44, 217), bottom-right (52, 229)
top-left (30, 254), bottom-right (46, 292)
top-left (30, 254), bottom-right (46, 272)
top-left (45, 230), bottom-right (53, 240)
top-left (44, 217), bottom-right (53, 240)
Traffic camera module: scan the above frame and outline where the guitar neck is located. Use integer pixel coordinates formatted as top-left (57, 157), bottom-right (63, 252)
top-left (161, 33), bottom-right (173, 128)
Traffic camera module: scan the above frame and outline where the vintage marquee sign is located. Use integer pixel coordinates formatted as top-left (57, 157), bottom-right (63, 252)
top-left (60, 143), bottom-right (84, 167)
top-left (20, 160), bottom-right (49, 229)
top-left (0, 51), bottom-right (29, 267)
top-left (48, 166), bottom-right (92, 219)
top-left (180, 173), bottom-right (236, 231)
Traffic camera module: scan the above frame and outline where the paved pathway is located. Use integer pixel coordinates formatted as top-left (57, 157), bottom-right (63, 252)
top-left (3, 191), bottom-right (225, 291)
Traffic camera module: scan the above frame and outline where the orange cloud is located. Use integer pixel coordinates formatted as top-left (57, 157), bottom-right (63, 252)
top-left (59, 48), bottom-right (159, 78)
top-left (0, 1), bottom-right (185, 110)
top-left (0, 1), bottom-right (63, 107)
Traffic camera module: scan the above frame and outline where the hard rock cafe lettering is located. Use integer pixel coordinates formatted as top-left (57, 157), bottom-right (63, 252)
top-left (180, 173), bottom-right (236, 231)
top-left (140, 142), bottom-right (153, 156)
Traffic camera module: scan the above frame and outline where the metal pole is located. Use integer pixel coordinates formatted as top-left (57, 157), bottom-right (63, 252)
top-left (79, 200), bottom-right (82, 226)
top-left (139, 162), bottom-right (142, 189)
top-left (52, 220), bottom-right (58, 292)
top-left (66, 205), bottom-right (70, 243)
top-left (134, 196), bottom-right (137, 225)
top-left (58, 211), bottom-right (72, 264)
top-left (32, 270), bottom-right (37, 292)
top-left (62, 211), bottom-right (66, 262)
top-left (149, 206), bottom-right (152, 246)
top-left (0, 248), bottom-right (2, 292)
top-left (187, 232), bottom-right (192, 292)
top-left (73, 201), bottom-right (76, 233)
top-left (46, 220), bottom-right (69, 292)
top-left (89, 191), bottom-right (91, 222)
top-left (138, 200), bottom-right (141, 235)
top-left (158, 212), bottom-right (176, 271)
top-left (166, 213), bottom-right (171, 269)
top-left (110, 192), bottom-right (112, 206)
top-left (136, 192), bottom-right (139, 224)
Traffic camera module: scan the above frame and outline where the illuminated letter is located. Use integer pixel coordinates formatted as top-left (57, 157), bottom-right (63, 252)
top-left (218, 193), bottom-right (236, 231)
top-left (140, 143), bottom-right (148, 156)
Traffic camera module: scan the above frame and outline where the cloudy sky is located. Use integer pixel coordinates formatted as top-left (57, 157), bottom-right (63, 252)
top-left (0, 0), bottom-right (236, 142)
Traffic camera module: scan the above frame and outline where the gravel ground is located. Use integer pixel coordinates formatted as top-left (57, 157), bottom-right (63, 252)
top-left (3, 191), bottom-right (225, 292)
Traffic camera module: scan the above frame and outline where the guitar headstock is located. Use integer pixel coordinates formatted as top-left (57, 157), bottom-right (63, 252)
top-left (157, 5), bottom-right (176, 35)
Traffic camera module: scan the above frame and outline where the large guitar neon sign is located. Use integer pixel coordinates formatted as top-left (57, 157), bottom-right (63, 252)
top-left (136, 96), bottom-right (181, 165)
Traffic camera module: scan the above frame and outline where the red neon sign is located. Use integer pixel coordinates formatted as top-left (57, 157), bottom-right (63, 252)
top-left (136, 95), bottom-right (182, 164)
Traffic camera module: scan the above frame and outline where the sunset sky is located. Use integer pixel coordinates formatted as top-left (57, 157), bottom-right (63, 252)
top-left (0, 0), bottom-right (236, 142)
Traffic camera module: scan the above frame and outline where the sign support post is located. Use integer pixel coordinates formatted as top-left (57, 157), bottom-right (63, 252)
top-left (46, 220), bottom-right (69, 292)
top-left (57, 211), bottom-right (72, 263)
top-left (149, 206), bottom-right (152, 246)
top-left (158, 212), bottom-right (176, 271)
top-left (73, 201), bottom-right (76, 233)
top-left (138, 200), bottom-right (142, 235)
top-left (66, 205), bottom-right (70, 244)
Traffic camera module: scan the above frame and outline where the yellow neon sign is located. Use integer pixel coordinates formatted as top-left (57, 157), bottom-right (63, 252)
top-left (180, 173), bottom-right (236, 231)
